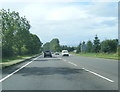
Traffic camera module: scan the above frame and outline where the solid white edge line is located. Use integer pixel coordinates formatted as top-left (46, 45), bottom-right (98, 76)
top-left (82, 68), bottom-right (114, 83)
top-left (0, 56), bottom-right (40, 83)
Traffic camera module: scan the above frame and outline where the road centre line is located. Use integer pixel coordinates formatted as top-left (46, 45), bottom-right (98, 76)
top-left (62, 59), bottom-right (114, 83)
top-left (62, 59), bottom-right (77, 66)
top-left (82, 68), bottom-right (114, 83)
top-left (2, 57), bottom-right (114, 83)
top-left (68, 62), bottom-right (77, 66)
top-left (45, 58), bottom-right (62, 60)
top-left (63, 59), bottom-right (67, 62)
top-left (0, 56), bottom-right (40, 83)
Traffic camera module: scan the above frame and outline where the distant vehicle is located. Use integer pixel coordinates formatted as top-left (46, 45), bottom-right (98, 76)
top-left (43, 51), bottom-right (52, 57)
top-left (51, 52), bottom-right (54, 54)
top-left (62, 50), bottom-right (69, 56)
top-left (55, 52), bottom-right (59, 55)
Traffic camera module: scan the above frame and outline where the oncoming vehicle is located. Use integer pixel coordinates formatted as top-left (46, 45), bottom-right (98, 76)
top-left (62, 50), bottom-right (69, 56)
top-left (43, 51), bottom-right (52, 57)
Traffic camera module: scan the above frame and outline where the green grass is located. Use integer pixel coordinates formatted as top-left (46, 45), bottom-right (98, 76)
top-left (1, 55), bottom-right (38, 63)
top-left (0, 54), bottom-right (40, 69)
top-left (71, 52), bottom-right (119, 60)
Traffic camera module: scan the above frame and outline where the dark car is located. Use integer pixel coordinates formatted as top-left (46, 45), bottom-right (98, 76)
top-left (43, 51), bottom-right (52, 57)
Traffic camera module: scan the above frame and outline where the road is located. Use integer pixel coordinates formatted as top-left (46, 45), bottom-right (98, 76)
top-left (1, 54), bottom-right (118, 90)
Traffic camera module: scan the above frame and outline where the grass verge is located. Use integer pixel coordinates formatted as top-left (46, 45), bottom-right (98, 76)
top-left (71, 52), bottom-right (119, 60)
top-left (0, 54), bottom-right (40, 69)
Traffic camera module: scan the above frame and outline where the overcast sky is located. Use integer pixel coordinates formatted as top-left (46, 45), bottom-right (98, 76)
top-left (1, 0), bottom-right (118, 46)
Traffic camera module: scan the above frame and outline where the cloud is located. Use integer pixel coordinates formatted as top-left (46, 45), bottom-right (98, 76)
top-left (1, 0), bottom-right (119, 3)
top-left (45, 6), bottom-right (90, 21)
top-left (1, 2), bottom-right (118, 46)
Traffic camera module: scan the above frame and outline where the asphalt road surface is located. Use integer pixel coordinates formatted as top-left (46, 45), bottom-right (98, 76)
top-left (1, 54), bottom-right (118, 90)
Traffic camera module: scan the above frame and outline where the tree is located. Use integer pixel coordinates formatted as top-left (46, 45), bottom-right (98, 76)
top-left (60, 45), bottom-right (68, 50)
top-left (101, 39), bottom-right (118, 53)
top-left (86, 40), bottom-right (93, 53)
top-left (1, 9), bottom-right (31, 56)
top-left (81, 41), bottom-right (87, 53)
top-left (1, 9), bottom-right (15, 57)
top-left (43, 42), bottom-right (50, 51)
top-left (67, 46), bottom-right (75, 52)
top-left (93, 35), bottom-right (101, 53)
top-left (13, 17), bottom-right (31, 55)
top-left (50, 38), bottom-right (60, 52)
top-left (1, 9), bottom-right (42, 57)
top-left (26, 34), bottom-right (42, 54)
top-left (76, 42), bottom-right (81, 53)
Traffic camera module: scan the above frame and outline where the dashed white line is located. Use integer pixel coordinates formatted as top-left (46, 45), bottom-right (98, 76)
top-left (68, 62), bottom-right (77, 66)
top-left (62, 59), bottom-right (77, 66)
top-left (62, 59), bottom-right (114, 83)
top-left (45, 58), bottom-right (62, 60)
top-left (0, 56), bottom-right (40, 83)
top-left (82, 68), bottom-right (114, 83)
top-left (2, 57), bottom-right (114, 83)
top-left (63, 59), bottom-right (67, 62)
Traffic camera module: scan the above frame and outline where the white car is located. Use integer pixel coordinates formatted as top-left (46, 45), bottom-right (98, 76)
top-left (62, 50), bottom-right (69, 56)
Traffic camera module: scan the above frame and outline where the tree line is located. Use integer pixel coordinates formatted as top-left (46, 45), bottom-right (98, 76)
top-left (43, 38), bottom-right (76, 52)
top-left (43, 38), bottom-right (61, 52)
top-left (43, 35), bottom-right (119, 54)
top-left (76, 35), bottom-right (118, 54)
top-left (1, 9), bottom-right (42, 57)
top-left (1, 9), bottom-right (118, 58)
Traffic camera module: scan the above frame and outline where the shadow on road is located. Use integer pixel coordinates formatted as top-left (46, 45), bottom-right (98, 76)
top-left (17, 67), bottom-right (84, 76)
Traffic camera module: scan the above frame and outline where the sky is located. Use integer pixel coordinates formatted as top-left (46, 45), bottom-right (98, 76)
top-left (0, 0), bottom-right (118, 46)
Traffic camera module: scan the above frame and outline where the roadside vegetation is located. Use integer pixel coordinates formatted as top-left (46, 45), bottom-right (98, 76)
top-left (1, 54), bottom-right (40, 69)
top-left (71, 35), bottom-right (119, 60)
top-left (42, 38), bottom-right (75, 52)
top-left (42, 35), bottom-right (119, 60)
top-left (43, 35), bottom-right (119, 60)
top-left (2, 54), bottom-right (39, 63)
top-left (1, 9), bottom-right (42, 65)
top-left (74, 35), bottom-right (119, 60)
top-left (1, 8), bottom-right (119, 67)
top-left (71, 52), bottom-right (118, 60)
top-left (43, 36), bottom-right (119, 60)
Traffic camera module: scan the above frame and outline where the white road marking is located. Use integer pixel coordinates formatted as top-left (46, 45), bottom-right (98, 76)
top-left (62, 59), bottom-right (114, 83)
top-left (44, 58), bottom-right (62, 60)
top-left (0, 56), bottom-right (40, 83)
top-left (68, 62), bottom-right (77, 66)
top-left (82, 68), bottom-right (114, 83)
top-left (62, 59), bottom-right (77, 66)
top-left (63, 59), bottom-right (67, 62)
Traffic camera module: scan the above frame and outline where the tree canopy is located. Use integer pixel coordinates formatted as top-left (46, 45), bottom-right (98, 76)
top-left (86, 40), bottom-right (93, 53)
top-left (101, 39), bottom-right (118, 53)
top-left (43, 38), bottom-right (60, 52)
top-left (93, 35), bottom-right (101, 53)
top-left (1, 9), bottom-right (42, 57)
